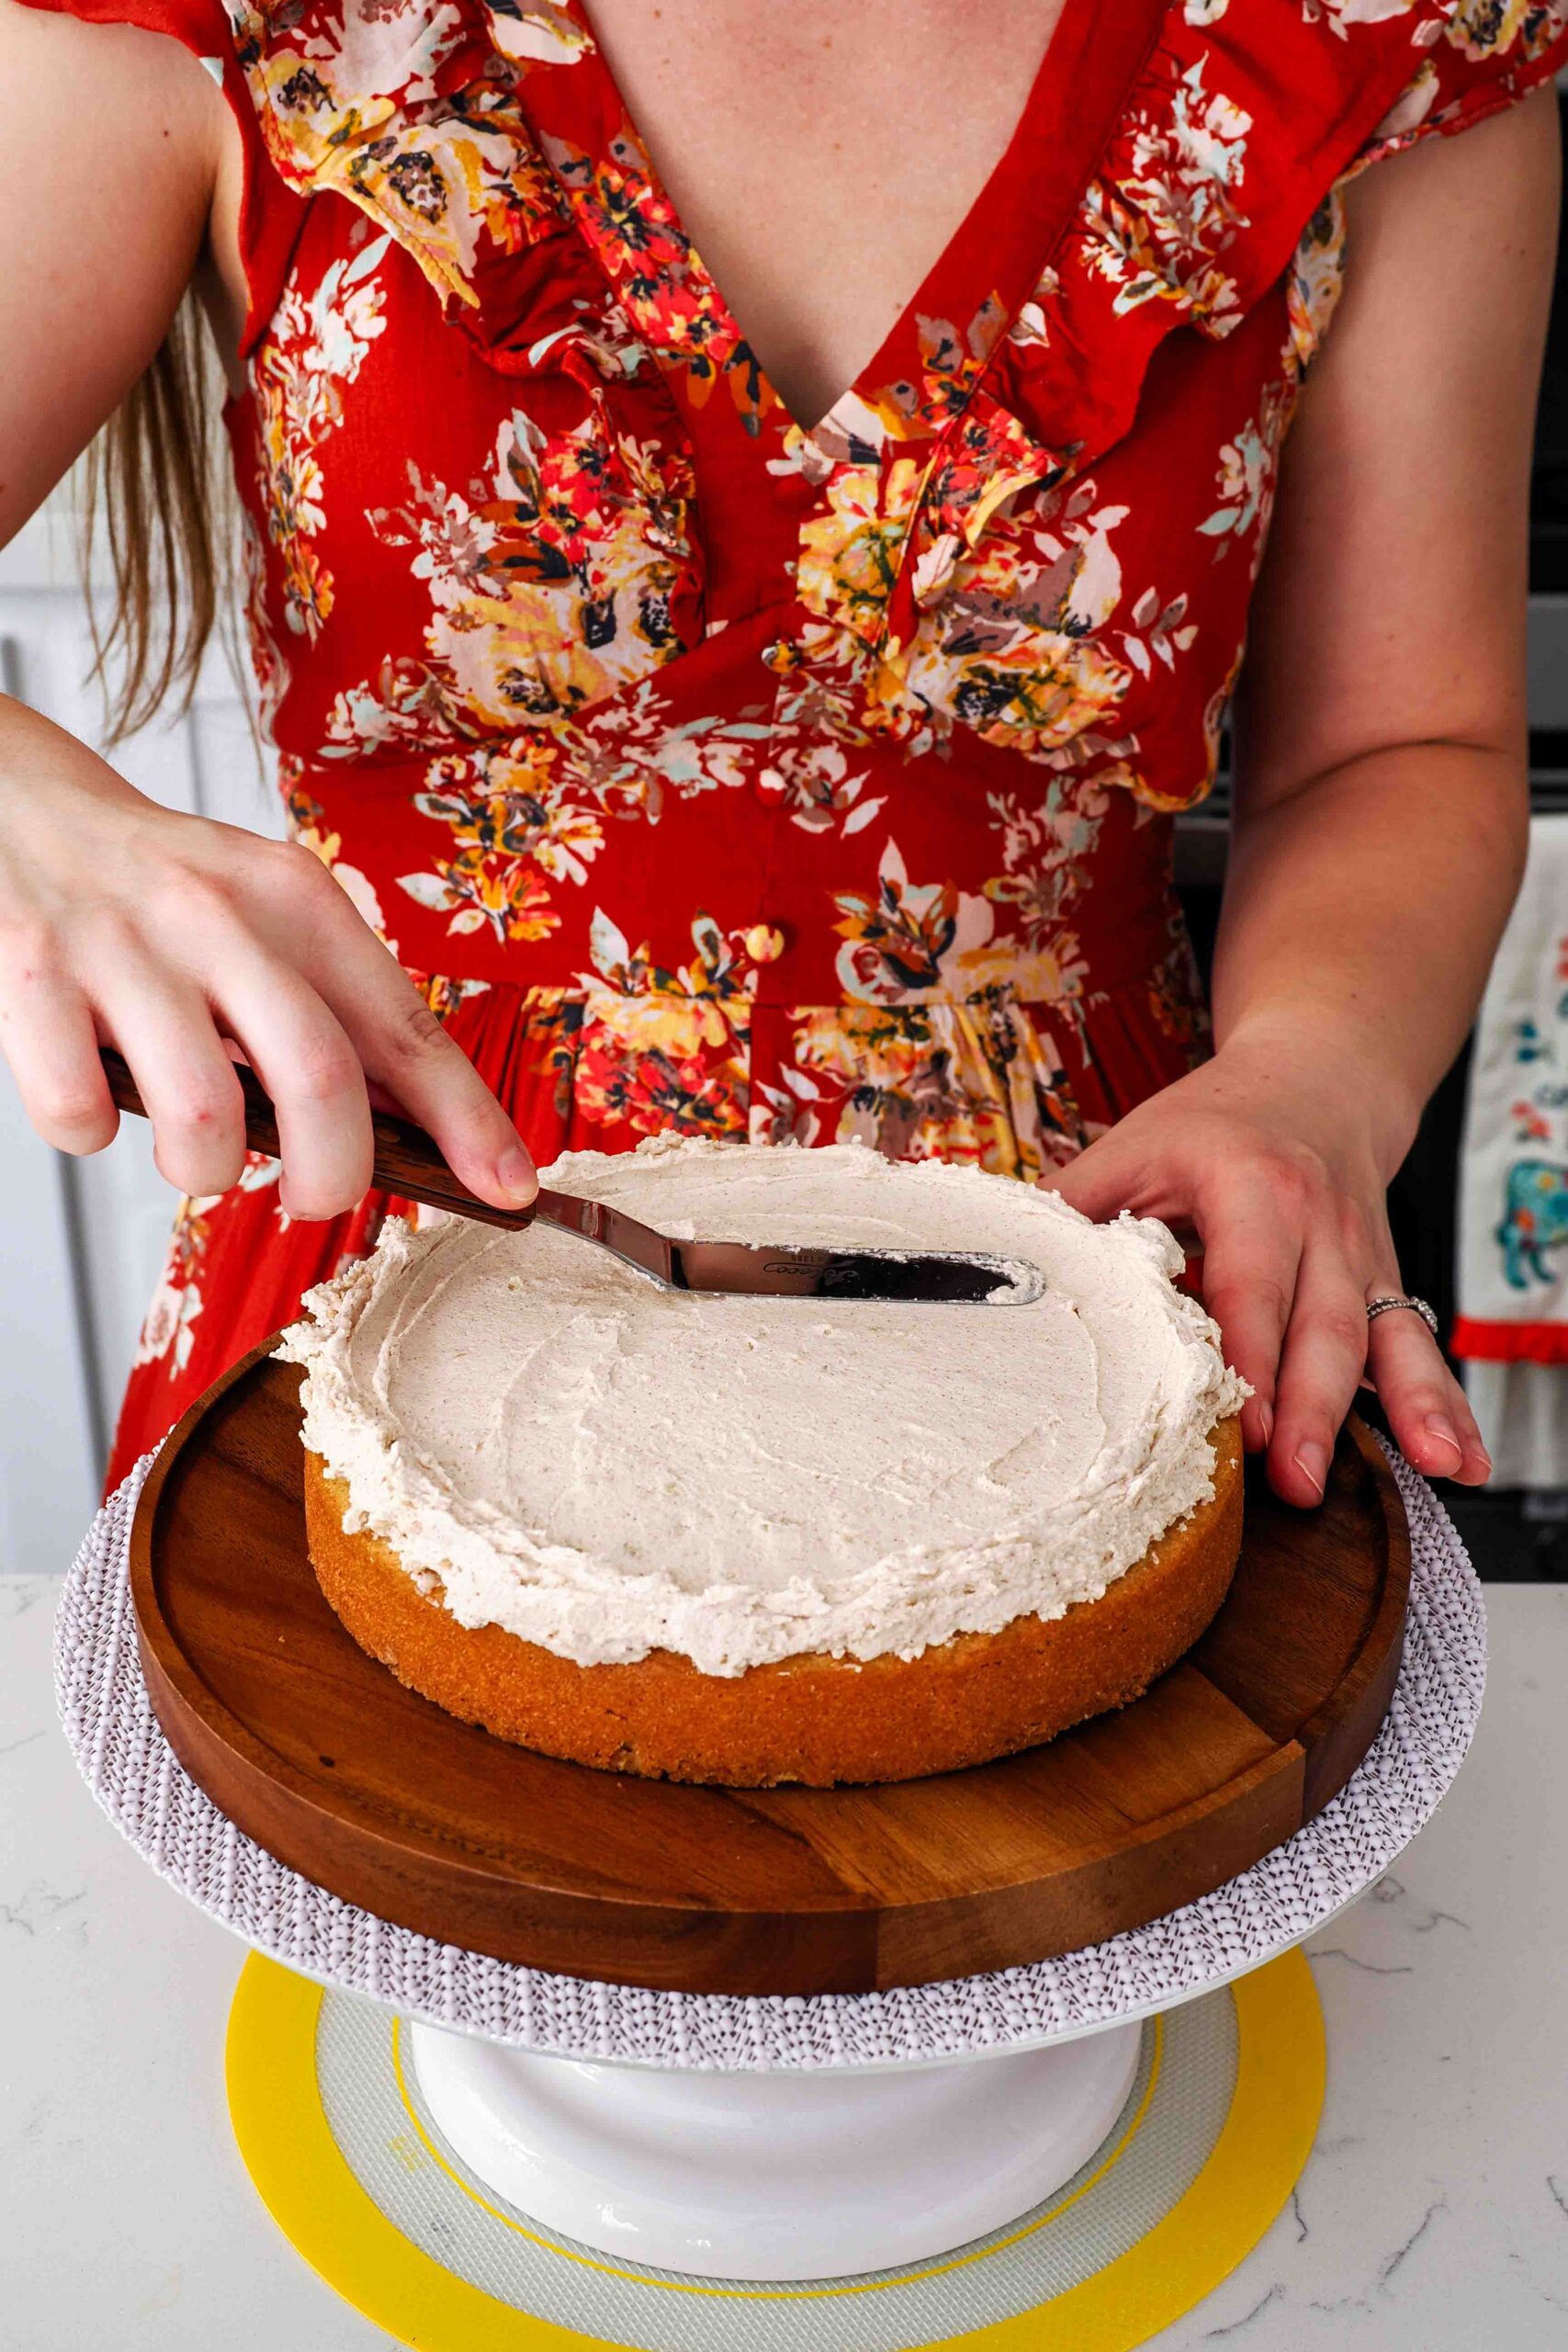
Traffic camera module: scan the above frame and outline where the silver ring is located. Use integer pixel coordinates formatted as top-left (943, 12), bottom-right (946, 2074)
top-left (1367, 1293), bottom-right (1440, 1339)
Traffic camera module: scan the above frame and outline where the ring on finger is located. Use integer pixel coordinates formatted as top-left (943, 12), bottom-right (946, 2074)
top-left (1366, 1293), bottom-right (1439, 1340)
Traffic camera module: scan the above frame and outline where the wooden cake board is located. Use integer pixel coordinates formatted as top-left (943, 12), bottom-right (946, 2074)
top-left (130, 1343), bottom-right (1409, 2001)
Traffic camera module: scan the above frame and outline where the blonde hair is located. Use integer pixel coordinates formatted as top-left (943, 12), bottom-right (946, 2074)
top-left (82, 293), bottom-right (233, 742)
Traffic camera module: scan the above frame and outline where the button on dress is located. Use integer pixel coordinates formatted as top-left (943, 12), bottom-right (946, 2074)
top-left (21, 0), bottom-right (1566, 1485)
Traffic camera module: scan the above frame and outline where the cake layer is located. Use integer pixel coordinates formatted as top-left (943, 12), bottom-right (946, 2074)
top-left (278, 1137), bottom-right (1247, 1676)
top-left (302, 1420), bottom-right (1245, 1786)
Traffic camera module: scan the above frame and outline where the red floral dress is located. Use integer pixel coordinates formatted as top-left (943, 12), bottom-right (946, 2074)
top-left (23, 0), bottom-right (1568, 1490)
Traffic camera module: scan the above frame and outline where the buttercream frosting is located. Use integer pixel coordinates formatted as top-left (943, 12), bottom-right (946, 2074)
top-left (278, 1137), bottom-right (1248, 1676)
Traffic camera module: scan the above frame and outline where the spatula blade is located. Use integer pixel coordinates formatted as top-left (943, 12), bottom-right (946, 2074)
top-left (538, 1195), bottom-right (1043, 1303)
top-left (672, 1241), bottom-right (1043, 1302)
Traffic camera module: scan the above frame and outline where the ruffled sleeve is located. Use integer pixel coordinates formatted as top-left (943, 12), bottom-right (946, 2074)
top-left (14, 0), bottom-right (306, 355)
top-left (1351, 2), bottom-right (1568, 179)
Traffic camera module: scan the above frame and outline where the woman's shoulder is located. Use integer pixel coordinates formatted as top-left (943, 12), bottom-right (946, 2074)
top-left (1098, 0), bottom-right (1568, 336)
top-left (1142, 0), bottom-right (1567, 160)
top-left (5, 0), bottom-right (566, 356)
top-left (1325, 0), bottom-right (1568, 177)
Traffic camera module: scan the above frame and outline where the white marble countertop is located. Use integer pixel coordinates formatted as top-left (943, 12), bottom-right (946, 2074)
top-left (2, 1569), bottom-right (1564, 2350)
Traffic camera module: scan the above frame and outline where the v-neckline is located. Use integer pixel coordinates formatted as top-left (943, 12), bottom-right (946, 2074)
top-left (547, 0), bottom-right (1161, 452)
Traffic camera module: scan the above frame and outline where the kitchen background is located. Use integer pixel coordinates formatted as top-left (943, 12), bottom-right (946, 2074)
top-left (3, 101), bottom-right (1566, 1584)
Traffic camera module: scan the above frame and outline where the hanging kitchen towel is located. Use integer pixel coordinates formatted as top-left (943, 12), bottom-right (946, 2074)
top-left (1453, 814), bottom-right (1568, 1476)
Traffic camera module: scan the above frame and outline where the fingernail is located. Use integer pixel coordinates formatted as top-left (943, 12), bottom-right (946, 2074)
top-left (1423, 1413), bottom-right (1463, 1465)
top-left (497, 1146), bottom-right (536, 1203)
top-left (1257, 1399), bottom-right (1275, 1450)
top-left (1292, 1442), bottom-right (1327, 1499)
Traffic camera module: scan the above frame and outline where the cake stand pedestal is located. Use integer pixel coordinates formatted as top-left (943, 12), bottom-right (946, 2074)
top-left (55, 1371), bottom-right (1484, 2338)
top-left (406, 2014), bottom-right (1143, 2279)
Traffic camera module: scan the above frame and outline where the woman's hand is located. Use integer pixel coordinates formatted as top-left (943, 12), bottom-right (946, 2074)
top-left (0, 698), bottom-right (537, 1218)
top-left (1043, 1033), bottom-right (1490, 1509)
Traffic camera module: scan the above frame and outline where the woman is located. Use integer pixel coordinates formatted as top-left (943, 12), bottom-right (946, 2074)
top-left (0, 0), bottom-right (1559, 1504)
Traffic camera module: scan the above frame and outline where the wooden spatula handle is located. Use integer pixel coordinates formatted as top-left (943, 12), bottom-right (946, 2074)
top-left (97, 1046), bottom-right (534, 1230)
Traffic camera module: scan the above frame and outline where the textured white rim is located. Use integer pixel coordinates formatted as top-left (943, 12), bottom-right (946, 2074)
top-left (55, 1442), bottom-right (1484, 2073)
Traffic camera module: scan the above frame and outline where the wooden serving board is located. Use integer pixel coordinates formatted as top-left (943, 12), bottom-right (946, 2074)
top-left (131, 1344), bottom-right (1409, 1998)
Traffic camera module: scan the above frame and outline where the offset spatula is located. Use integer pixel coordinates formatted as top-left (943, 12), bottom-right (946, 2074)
top-left (98, 1048), bottom-right (1043, 1304)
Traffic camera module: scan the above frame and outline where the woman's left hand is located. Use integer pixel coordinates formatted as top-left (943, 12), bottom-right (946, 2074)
top-left (1042, 1035), bottom-right (1492, 1509)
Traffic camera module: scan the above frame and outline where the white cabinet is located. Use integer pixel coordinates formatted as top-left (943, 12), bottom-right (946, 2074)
top-left (0, 499), bottom-right (278, 1572)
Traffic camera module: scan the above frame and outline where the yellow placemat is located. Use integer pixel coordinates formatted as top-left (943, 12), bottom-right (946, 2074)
top-left (228, 1950), bottom-right (1324, 2351)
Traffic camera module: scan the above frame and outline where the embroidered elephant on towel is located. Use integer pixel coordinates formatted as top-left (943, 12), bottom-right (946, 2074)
top-left (1497, 1159), bottom-right (1568, 1289)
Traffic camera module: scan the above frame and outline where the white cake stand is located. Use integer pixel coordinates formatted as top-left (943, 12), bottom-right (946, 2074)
top-left (56, 1446), bottom-right (1483, 2285)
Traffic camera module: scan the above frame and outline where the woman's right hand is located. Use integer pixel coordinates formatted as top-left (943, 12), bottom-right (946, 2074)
top-left (0, 697), bottom-right (538, 1217)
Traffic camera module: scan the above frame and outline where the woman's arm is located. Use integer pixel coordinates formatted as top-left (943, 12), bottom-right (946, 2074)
top-left (0, 1), bottom-right (536, 1216)
top-left (1050, 84), bottom-right (1560, 1506)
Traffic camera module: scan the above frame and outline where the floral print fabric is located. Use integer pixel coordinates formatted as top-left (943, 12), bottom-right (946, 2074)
top-left (21, 0), bottom-right (1566, 1486)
